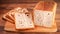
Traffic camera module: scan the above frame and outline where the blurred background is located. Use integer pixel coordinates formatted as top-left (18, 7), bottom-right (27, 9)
top-left (0, 0), bottom-right (59, 4)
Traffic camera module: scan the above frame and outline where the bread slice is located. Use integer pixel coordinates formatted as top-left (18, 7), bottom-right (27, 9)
top-left (33, 1), bottom-right (57, 27)
top-left (2, 10), bottom-right (15, 23)
top-left (14, 12), bottom-right (34, 29)
top-left (3, 9), bottom-right (16, 22)
top-left (3, 7), bottom-right (22, 23)
top-left (3, 14), bottom-right (14, 23)
top-left (3, 7), bottom-right (32, 24)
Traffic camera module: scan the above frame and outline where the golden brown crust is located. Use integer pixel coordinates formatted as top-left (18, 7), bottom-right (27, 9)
top-left (3, 15), bottom-right (14, 23)
top-left (34, 1), bottom-right (57, 11)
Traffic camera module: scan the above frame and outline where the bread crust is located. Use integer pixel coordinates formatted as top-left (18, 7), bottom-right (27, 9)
top-left (34, 1), bottom-right (57, 11)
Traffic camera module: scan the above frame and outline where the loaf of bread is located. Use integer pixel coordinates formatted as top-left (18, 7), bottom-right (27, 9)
top-left (33, 1), bottom-right (57, 27)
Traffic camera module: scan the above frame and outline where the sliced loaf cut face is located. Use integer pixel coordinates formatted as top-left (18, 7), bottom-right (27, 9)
top-left (34, 1), bottom-right (57, 27)
top-left (15, 12), bottom-right (34, 29)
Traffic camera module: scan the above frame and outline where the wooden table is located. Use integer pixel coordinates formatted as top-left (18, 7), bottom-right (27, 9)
top-left (0, 2), bottom-right (60, 34)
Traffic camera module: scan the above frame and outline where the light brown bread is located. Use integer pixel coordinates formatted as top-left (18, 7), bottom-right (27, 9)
top-left (3, 7), bottom-right (32, 25)
top-left (3, 14), bottom-right (14, 23)
top-left (3, 7), bottom-right (22, 23)
top-left (3, 10), bottom-right (15, 23)
top-left (33, 1), bottom-right (57, 27)
top-left (34, 1), bottom-right (57, 11)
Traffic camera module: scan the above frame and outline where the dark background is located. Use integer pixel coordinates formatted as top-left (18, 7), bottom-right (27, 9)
top-left (0, 0), bottom-right (60, 4)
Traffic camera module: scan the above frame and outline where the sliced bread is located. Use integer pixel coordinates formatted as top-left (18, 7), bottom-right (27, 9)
top-left (15, 12), bottom-right (34, 29)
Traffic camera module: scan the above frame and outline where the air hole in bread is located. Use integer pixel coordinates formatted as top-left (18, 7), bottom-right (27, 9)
top-left (18, 15), bottom-right (20, 16)
top-left (26, 14), bottom-right (29, 16)
top-left (48, 13), bottom-right (50, 15)
top-left (19, 21), bottom-right (22, 24)
top-left (30, 22), bottom-right (32, 24)
top-left (21, 25), bottom-right (24, 26)
top-left (29, 25), bottom-right (32, 26)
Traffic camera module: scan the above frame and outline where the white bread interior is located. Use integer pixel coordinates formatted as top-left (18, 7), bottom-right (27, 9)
top-left (14, 12), bottom-right (34, 29)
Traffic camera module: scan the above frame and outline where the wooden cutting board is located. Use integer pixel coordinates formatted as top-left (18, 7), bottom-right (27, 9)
top-left (4, 21), bottom-right (57, 32)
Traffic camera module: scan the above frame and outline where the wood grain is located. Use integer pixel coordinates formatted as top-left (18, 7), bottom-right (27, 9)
top-left (0, 0), bottom-right (54, 4)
